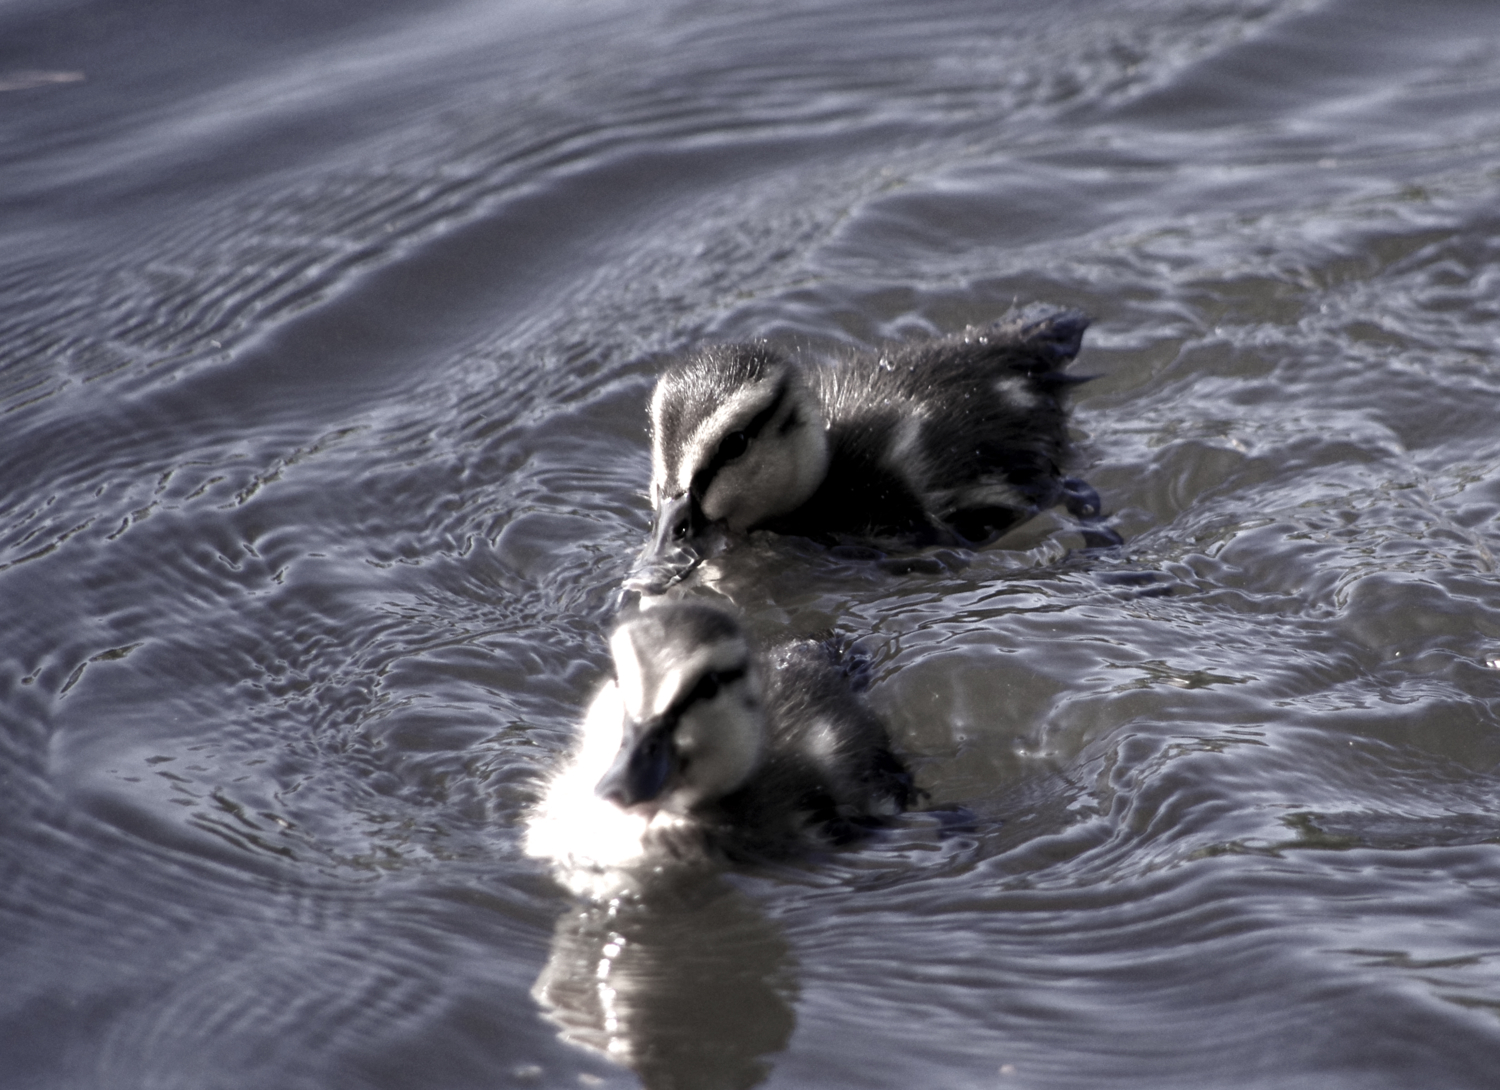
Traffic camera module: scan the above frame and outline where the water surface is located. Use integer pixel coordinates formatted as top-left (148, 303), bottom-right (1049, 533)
top-left (3, 0), bottom-right (1500, 1087)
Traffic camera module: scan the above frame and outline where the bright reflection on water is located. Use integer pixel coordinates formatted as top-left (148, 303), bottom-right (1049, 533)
top-left (4, 0), bottom-right (1500, 1087)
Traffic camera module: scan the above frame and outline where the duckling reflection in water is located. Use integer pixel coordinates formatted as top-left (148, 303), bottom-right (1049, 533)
top-left (534, 881), bottom-right (796, 1085)
top-left (525, 600), bottom-right (912, 882)
top-left (631, 306), bottom-right (1115, 591)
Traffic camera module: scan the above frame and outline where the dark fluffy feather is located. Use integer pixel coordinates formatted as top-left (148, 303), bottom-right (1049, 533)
top-left (765, 308), bottom-right (1088, 545)
top-left (682, 636), bottom-right (912, 863)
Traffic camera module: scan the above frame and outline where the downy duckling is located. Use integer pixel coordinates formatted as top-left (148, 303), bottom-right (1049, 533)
top-left (630, 307), bottom-right (1107, 591)
top-left (525, 600), bottom-right (912, 875)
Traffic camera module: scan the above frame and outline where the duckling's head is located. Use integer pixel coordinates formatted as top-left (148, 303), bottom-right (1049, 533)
top-left (630, 345), bottom-right (829, 590)
top-left (596, 602), bottom-right (765, 815)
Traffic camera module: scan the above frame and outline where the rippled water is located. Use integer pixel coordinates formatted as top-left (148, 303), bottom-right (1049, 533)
top-left (4, 0), bottom-right (1500, 1086)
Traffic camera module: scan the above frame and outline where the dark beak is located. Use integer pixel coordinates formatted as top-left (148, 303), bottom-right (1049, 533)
top-left (622, 491), bottom-right (710, 596)
top-left (595, 721), bottom-right (673, 808)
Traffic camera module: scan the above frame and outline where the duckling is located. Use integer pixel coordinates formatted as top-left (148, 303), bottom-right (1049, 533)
top-left (525, 600), bottom-right (912, 874)
top-left (631, 307), bottom-right (1107, 590)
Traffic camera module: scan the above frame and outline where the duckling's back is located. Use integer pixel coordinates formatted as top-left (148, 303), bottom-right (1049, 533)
top-left (704, 637), bottom-right (912, 860)
top-left (805, 308), bottom-right (1089, 544)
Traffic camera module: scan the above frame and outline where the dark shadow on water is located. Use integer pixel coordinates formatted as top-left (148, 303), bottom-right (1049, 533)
top-left (533, 878), bottom-right (798, 1090)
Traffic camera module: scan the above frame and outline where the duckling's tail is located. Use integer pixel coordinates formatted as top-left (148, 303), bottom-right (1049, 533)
top-left (988, 305), bottom-right (1092, 383)
top-left (1016, 305), bottom-right (1089, 363)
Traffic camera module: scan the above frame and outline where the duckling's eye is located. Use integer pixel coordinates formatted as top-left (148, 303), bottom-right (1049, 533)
top-left (680, 666), bottom-right (744, 711)
top-left (693, 673), bottom-right (721, 703)
top-left (718, 430), bottom-right (749, 462)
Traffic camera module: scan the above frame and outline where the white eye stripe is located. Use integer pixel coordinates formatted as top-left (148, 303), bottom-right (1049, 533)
top-left (612, 620), bottom-right (754, 725)
top-left (682, 382), bottom-right (785, 486)
top-left (609, 628), bottom-right (647, 720)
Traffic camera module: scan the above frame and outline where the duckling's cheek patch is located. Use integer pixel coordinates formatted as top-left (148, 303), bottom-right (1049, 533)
top-left (702, 439), bottom-right (810, 531)
top-left (699, 462), bottom-right (757, 528)
top-left (672, 697), bottom-right (763, 804)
